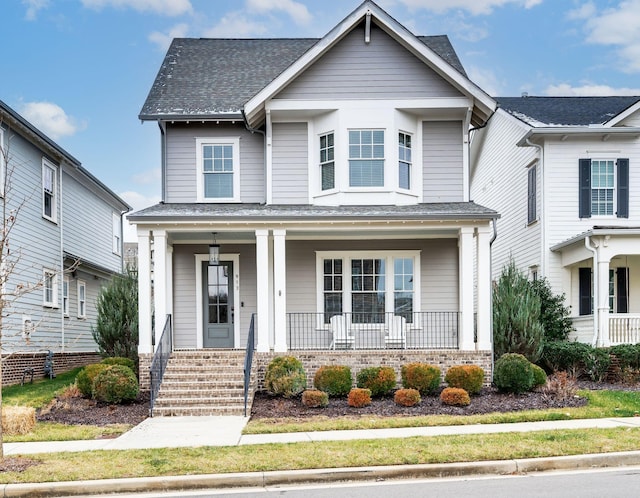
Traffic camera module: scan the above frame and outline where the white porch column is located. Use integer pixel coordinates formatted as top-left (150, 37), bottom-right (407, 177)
top-left (153, 230), bottom-right (168, 346)
top-left (256, 229), bottom-right (270, 352)
top-left (137, 229), bottom-right (153, 354)
top-left (476, 224), bottom-right (492, 350)
top-left (596, 255), bottom-right (611, 347)
top-left (273, 229), bottom-right (287, 352)
top-left (459, 227), bottom-right (475, 350)
top-left (166, 245), bottom-right (174, 316)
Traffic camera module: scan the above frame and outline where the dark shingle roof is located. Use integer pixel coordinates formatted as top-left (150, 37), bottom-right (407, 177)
top-left (496, 96), bottom-right (640, 126)
top-left (140, 35), bottom-right (466, 120)
top-left (128, 202), bottom-right (497, 222)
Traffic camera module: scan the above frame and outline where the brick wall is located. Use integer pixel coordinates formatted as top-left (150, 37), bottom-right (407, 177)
top-left (138, 353), bottom-right (152, 392)
top-left (1, 352), bottom-right (102, 386)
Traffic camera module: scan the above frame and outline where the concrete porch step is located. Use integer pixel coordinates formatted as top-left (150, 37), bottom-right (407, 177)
top-left (150, 405), bottom-right (247, 416)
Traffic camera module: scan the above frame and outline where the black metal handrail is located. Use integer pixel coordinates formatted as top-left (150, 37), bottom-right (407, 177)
top-left (149, 314), bottom-right (172, 417)
top-left (243, 313), bottom-right (256, 417)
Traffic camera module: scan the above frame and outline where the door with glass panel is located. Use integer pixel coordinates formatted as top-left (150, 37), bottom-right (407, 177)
top-left (202, 261), bottom-right (234, 348)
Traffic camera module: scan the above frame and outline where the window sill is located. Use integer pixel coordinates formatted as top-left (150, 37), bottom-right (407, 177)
top-left (42, 215), bottom-right (58, 225)
top-left (527, 218), bottom-right (539, 227)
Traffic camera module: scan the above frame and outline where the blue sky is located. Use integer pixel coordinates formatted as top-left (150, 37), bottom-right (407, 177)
top-left (4, 0), bottom-right (640, 240)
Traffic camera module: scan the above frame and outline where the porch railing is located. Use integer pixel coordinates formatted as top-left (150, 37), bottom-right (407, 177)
top-left (149, 314), bottom-right (172, 417)
top-left (287, 312), bottom-right (459, 350)
top-left (609, 314), bottom-right (640, 345)
top-left (243, 314), bottom-right (256, 417)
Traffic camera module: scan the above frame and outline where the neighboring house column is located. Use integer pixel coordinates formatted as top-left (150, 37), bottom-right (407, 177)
top-left (256, 229), bottom-right (270, 352)
top-left (153, 229), bottom-right (168, 346)
top-left (596, 253), bottom-right (611, 348)
top-left (476, 224), bottom-right (492, 350)
top-left (458, 227), bottom-right (475, 350)
top-left (273, 229), bottom-right (287, 352)
top-left (137, 229), bottom-right (153, 354)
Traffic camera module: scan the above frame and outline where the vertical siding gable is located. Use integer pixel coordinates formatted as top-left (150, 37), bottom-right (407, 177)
top-left (272, 122), bottom-right (309, 204)
top-left (275, 22), bottom-right (463, 101)
top-left (422, 121), bottom-right (464, 202)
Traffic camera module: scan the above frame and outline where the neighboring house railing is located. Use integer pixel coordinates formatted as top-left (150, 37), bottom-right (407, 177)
top-left (609, 314), bottom-right (640, 345)
top-left (243, 314), bottom-right (256, 417)
top-left (287, 311), bottom-right (459, 350)
top-left (149, 314), bottom-right (172, 417)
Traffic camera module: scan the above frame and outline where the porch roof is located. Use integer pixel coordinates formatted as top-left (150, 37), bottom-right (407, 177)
top-left (551, 226), bottom-right (640, 252)
top-left (128, 202), bottom-right (498, 223)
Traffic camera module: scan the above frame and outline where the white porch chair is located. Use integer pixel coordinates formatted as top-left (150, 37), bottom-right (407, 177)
top-left (329, 314), bottom-right (353, 349)
top-left (385, 315), bottom-right (406, 348)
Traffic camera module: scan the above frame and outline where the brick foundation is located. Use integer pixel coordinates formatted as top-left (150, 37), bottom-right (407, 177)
top-left (1, 352), bottom-right (102, 386)
top-left (138, 353), bottom-right (152, 392)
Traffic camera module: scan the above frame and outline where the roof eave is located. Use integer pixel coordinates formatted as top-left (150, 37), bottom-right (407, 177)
top-left (139, 112), bottom-right (245, 122)
top-left (517, 127), bottom-right (640, 147)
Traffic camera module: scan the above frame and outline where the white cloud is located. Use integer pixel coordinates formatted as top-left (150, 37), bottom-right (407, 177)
top-left (545, 83), bottom-right (640, 96)
top-left (19, 102), bottom-right (80, 140)
top-left (203, 11), bottom-right (268, 37)
top-left (567, 1), bottom-right (596, 21)
top-left (396, 0), bottom-right (542, 15)
top-left (149, 23), bottom-right (189, 50)
top-left (81, 0), bottom-right (192, 16)
top-left (120, 191), bottom-right (161, 242)
top-left (246, 0), bottom-right (312, 25)
top-left (132, 168), bottom-right (162, 185)
top-left (467, 66), bottom-right (504, 95)
top-left (22, 0), bottom-right (49, 20)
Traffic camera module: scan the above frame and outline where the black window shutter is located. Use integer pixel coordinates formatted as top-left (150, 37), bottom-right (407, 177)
top-left (579, 267), bottom-right (592, 316)
top-left (528, 166), bottom-right (536, 223)
top-left (617, 267), bottom-right (629, 313)
top-left (617, 158), bottom-right (629, 218)
top-left (579, 159), bottom-right (591, 218)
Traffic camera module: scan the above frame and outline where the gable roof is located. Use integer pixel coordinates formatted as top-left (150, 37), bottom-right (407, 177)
top-left (497, 96), bottom-right (640, 127)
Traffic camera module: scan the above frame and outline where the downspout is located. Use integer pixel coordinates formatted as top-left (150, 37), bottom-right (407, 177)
top-left (158, 121), bottom-right (167, 202)
top-left (585, 236), bottom-right (599, 346)
top-left (241, 110), bottom-right (267, 204)
top-left (489, 217), bottom-right (498, 377)
top-left (525, 137), bottom-right (545, 277)
top-left (59, 165), bottom-right (65, 353)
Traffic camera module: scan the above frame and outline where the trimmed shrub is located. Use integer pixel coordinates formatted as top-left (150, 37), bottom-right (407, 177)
top-left (264, 356), bottom-right (307, 398)
top-left (301, 389), bottom-right (329, 408)
top-left (531, 364), bottom-right (548, 388)
top-left (493, 353), bottom-right (534, 394)
top-left (2, 406), bottom-right (36, 435)
top-left (101, 356), bottom-right (136, 375)
top-left (394, 388), bottom-right (421, 407)
top-left (314, 365), bottom-right (353, 396)
top-left (440, 387), bottom-right (470, 407)
top-left (347, 388), bottom-right (371, 408)
top-left (444, 365), bottom-right (484, 395)
top-left (356, 367), bottom-right (396, 397)
top-left (76, 363), bottom-right (108, 398)
top-left (401, 363), bottom-right (441, 394)
top-left (541, 341), bottom-right (593, 378)
top-left (92, 365), bottom-right (139, 404)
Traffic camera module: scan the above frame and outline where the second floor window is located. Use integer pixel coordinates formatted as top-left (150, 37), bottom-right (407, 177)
top-left (196, 138), bottom-right (240, 202)
top-left (320, 132), bottom-right (335, 191)
top-left (591, 159), bottom-right (615, 216)
top-left (398, 132), bottom-right (411, 190)
top-left (579, 158), bottom-right (629, 219)
top-left (527, 164), bottom-right (537, 224)
top-left (349, 130), bottom-right (384, 187)
top-left (42, 160), bottom-right (57, 221)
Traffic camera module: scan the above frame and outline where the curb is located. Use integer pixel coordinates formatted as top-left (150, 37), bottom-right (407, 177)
top-left (3, 451), bottom-right (640, 497)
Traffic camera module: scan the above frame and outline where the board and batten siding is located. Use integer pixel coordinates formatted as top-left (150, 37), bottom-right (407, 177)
top-left (271, 123), bottom-right (309, 204)
top-left (275, 22), bottom-right (463, 101)
top-left (422, 121), bottom-right (464, 202)
top-left (164, 123), bottom-right (264, 204)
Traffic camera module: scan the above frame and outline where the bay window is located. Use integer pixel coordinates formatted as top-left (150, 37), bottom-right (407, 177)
top-left (349, 129), bottom-right (384, 187)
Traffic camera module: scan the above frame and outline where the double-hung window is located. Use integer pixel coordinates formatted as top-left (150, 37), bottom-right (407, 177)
top-left (43, 269), bottom-right (57, 307)
top-left (579, 158), bottom-right (629, 218)
top-left (320, 132), bottom-right (335, 191)
top-left (42, 160), bottom-right (57, 221)
top-left (323, 259), bottom-right (343, 322)
top-left (527, 164), bottom-right (537, 224)
top-left (63, 277), bottom-right (69, 316)
top-left (349, 130), bottom-right (384, 187)
top-left (77, 280), bottom-right (86, 318)
top-left (398, 132), bottom-right (411, 190)
top-left (112, 213), bottom-right (122, 255)
top-left (591, 160), bottom-right (615, 216)
top-left (196, 138), bottom-right (240, 202)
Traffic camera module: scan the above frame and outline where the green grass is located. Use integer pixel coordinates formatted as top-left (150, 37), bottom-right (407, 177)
top-left (2, 368), bottom-right (83, 408)
top-left (1, 427), bottom-right (640, 484)
top-left (4, 423), bottom-right (132, 443)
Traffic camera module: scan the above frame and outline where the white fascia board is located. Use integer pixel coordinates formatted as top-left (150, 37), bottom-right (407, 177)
top-left (605, 100), bottom-right (640, 127)
top-left (516, 126), bottom-right (640, 146)
top-left (266, 97), bottom-right (472, 112)
top-left (244, 0), bottom-right (495, 126)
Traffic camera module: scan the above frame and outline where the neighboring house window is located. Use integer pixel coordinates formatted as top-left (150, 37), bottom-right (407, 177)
top-left (320, 132), bottom-right (335, 191)
top-left (579, 158), bottom-right (629, 218)
top-left (42, 160), bottom-right (57, 221)
top-left (195, 137), bottom-right (240, 202)
top-left (63, 277), bottom-right (69, 316)
top-left (398, 132), bottom-right (411, 190)
top-left (323, 259), bottom-right (342, 323)
top-left (609, 267), bottom-right (629, 313)
top-left (112, 213), bottom-right (122, 255)
top-left (527, 164), bottom-right (537, 224)
top-left (43, 269), bottom-right (57, 307)
top-left (349, 130), bottom-right (384, 187)
top-left (578, 268), bottom-right (592, 316)
top-left (77, 280), bottom-right (86, 318)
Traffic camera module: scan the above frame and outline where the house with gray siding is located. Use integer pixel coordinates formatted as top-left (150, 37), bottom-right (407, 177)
top-left (470, 96), bottom-right (640, 348)
top-left (0, 99), bottom-right (130, 385)
top-left (130, 0), bottom-right (499, 416)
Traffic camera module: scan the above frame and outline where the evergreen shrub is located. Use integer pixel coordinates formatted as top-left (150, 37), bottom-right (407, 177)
top-left (493, 353), bottom-right (534, 394)
top-left (92, 365), bottom-right (139, 404)
top-left (301, 389), bottom-right (329, 408)
top-left (401, 363), bottom-right (441, 394)
top-left (314, 365), bottom-right (353, 396)
top-left (444, 365), bottom-right (484, 394)
top-left (440, 387), bottom-right (470, 406)
top-left (394, 388), bottom-right (421, 407)
top-left (264, 356), bottom-right (306, 398)
top-left (347, 388), bottom-right (371, 408)
top-left (76, 363), bottom-right (108, 398)
top-left (356, 366), bottom-right (396, 397)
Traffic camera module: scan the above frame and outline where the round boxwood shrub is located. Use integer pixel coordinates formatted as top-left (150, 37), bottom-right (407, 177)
top-left (494, 353), bottom-right (534, 394)
top-left (313, 365), bottom-right (353, 396)
top-left (76, 363), bottom-right (109, 398)
top-left (347, 388), bottom-right (371, 408)
top-left (444, 365), bottom-right (485, 395)
top-left (394, 388), bottom-right (421, 407)
top-left (401, 363), bottom-right (441, 394)
top-left (440, 387), bottom-right (470, 406)
top-left (101, 357), bottom-right (136, 375)
top-left (356, 366), bottom-right (396, 397)
top-left (264, 356), bottom-right (307, 398)
top-left (531, 363), bottom-right (548, 388)
top-left (301, 389), bottom-right (329, 408)
top-left (92, 365), bottom-right (139, 404)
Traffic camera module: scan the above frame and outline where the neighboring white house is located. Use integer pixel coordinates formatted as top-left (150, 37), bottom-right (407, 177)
top-left (130, 0), bottom-right (499, 404)
top-left (470, 95), bottom-right (640, 347)
top-left (0, 99), bottom-right (130, 385)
